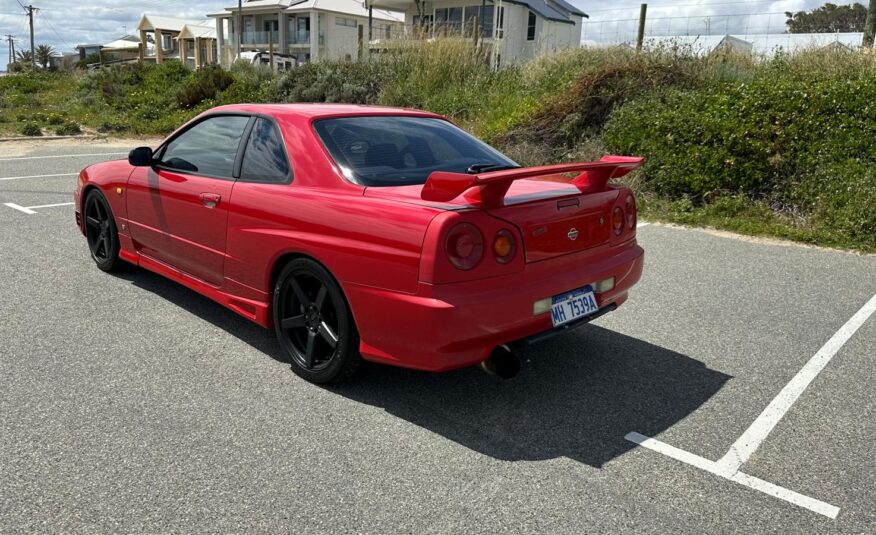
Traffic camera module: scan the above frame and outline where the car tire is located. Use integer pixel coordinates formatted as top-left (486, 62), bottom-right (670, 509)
top-left (272, 258), bottom-right (361, 384)
top-left (83, 189), bottom-right (122, 273)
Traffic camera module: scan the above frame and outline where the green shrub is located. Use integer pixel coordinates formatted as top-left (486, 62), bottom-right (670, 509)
top-left (21, 123), bottom-right (42, 136)
top-left (54, 121), bottom-right (82, 136)
top-left (268, 60), bottom-right (385, 104)
top-left (177, 64), bottom-right (236, 108)
top-left (603, 77), bottom-right (876, 200)
top-left (46, 112), bottom-right (65, 125)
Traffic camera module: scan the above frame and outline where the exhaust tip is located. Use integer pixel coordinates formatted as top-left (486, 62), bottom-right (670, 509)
top-left (479, 345), bottom-right (520, 379)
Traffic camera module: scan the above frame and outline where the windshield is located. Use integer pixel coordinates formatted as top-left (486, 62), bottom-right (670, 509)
top-left (313, 116), bottom-right (518, 187)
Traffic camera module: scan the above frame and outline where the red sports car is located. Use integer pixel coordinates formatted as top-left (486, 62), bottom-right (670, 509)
top-left (75, 104), bottom-right (644, 383)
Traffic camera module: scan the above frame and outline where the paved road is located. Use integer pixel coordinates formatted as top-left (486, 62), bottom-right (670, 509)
top-left (1, 142), bottom-right (875, 534)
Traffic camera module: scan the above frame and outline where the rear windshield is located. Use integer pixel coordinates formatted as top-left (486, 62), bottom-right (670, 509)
top-left (313, 116), bottom-right (517, 187)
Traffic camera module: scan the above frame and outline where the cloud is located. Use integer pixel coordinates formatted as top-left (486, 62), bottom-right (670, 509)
top-left (1, 0), bottom-right (228, 58)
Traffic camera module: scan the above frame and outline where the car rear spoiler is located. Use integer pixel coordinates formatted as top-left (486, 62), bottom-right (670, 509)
top-left (420, 155), bottom-right (645, 205)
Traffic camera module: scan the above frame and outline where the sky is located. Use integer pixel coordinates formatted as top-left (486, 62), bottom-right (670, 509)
top-left (0, 0), bottom-right (834, 61)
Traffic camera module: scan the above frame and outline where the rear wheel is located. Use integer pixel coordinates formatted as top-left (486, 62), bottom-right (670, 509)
top-left (272, 258), bottom-right (361, 384)
top-left (84, 189), bottom-right (121, 272)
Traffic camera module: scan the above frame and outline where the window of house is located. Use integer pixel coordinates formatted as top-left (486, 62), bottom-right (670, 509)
top-left (435, 7), bottom-right (462, 33)
top-left (527, 11), bottom-right (536, 40)
top-left (464, 6), bottom-right (478, 34)
top-left (496, 6), bottom-right (505, 38)
top-left (158, 115), bottom-right (250, 179)
top-left (336, 17), bottom-right (357, 28)
top-left (240, 118), bottom-right (291, 183)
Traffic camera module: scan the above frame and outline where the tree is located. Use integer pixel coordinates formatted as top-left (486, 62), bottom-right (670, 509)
top-left (785, 3), bottom-right (868, 33)
top-left (35, 44), bottom-right (56, 69)
top-left (15, 49), bottom-right (33, 66)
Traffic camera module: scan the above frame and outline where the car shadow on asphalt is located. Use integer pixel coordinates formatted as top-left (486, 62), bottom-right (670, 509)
top-left (331, 326), bottom-right (731, 467)
top-left (114, 266), bottom-right (731, 468)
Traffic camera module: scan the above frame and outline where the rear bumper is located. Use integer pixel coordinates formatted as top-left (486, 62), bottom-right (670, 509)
top-left (345, 240), bottom-right (644, 371)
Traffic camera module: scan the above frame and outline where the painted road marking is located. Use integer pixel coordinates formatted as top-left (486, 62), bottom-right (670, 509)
top-left (625, 432), bottom-right (841, 519)
top-left (637, 222), bottom-right (650, 228)
top-left (0, 172), bottom-right (77, 181)
top-left (0, 152), bottom-right (127, 162)
top-left (4, 201), bottom-right (74, 214)
top-left (4, 203), bottom-right (37, 214)
top-left (717, 292), bottom-right (876, 474)
top-left (627, 292), bottom-right (876, 518)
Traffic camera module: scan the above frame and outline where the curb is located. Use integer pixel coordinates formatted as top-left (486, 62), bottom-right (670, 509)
top-left (0, 135), bottom-right (109, 143)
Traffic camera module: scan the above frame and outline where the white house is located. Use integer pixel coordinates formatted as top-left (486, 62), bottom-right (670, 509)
top-left (137, 14), bottom-right (218, 65)
top-left (209, 0), bottom-right (405, 67)
top-left (366, 0), bottom-right (587, 66)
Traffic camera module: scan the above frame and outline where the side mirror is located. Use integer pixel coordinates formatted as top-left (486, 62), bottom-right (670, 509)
top-left (128, 147), bottom-right (154, 167)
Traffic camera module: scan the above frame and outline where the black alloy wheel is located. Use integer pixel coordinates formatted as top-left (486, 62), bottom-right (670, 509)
top-left (84, 190), bottom-right (121, 272)
top-left (273, 258), bottom-right (360, 384)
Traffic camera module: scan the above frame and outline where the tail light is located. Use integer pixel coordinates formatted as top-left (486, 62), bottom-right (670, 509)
top-left (492, 229), bottom-right (517, 264)
top-left (612, 207), bottom-right (624, 236)
top-left (445, 222), bottom-right (484, 270)
top-left (625, 195), bottom-right (637, 229)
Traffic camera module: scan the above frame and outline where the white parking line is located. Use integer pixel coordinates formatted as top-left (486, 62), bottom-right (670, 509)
top-left (4, 203), bottom-right (37, 214)
top-left (4, 201), bottom-right (74, 214)
top-left (637, 222), bottom-right (650, 228)
top-left (625, 433), bottom-right (841, 519)
top-left (0, 152), bottom-right (127, 162)
top-left (0, 172), bottom-right (77, 181)
top-left (627, 292), bottom-right (876, 518)
top-left (717, 292), bottom-right (876, 474)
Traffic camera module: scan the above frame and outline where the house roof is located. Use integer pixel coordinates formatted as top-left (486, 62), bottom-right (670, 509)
top-left (366, 0), bottom-right (583, 24)
top-left (286, 0), bottom-right (403, 22)
top-left (209, 0), bottom-right (403, 22)
top-left (546, 0), bottom-right (587, 18)
top-left (102, 37), bottom-right (141, 50)
top-left (138, 14), bottom-right (210, 32)
top-left (178, 24), bottom-right (218, 40)
top-left (504, 0), bottom-right (578, 23)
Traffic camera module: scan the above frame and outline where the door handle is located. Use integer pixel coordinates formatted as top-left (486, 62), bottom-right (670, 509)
top-left (199, 193), bottom-right (221, 209)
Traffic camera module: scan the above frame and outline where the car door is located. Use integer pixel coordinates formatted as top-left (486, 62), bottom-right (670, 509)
top-left (224, 117), bottom-right (294, 291)
top-left (126, 114), bottom-right (252, 286)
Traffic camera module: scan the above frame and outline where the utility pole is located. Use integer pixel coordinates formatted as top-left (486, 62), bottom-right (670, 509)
top-left (636, 3), bottom-right (647, 51)
top-left (5, 35), bottom-right (14, 65)
top-left (26, 5), bottom-right (38, 69)
top-left (864, 0), bottom-right (876, 47)
top-left (236, 0), bottom-right (242, 61)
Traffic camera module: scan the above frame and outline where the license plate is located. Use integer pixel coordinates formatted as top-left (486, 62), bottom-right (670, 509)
top-left (551, 285), bottom-right (599, 327)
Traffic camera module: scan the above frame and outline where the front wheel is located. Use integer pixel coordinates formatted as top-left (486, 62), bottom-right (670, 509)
top-left (272, 258), bottom-right (361, 384)
top-left (83, 189), bottom-right (121, 272)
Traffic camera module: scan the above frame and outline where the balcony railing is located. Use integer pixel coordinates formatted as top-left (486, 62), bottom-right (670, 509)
top-left (225, 31), bottom-right (280, 46)
top-left (225, 30), bottom-right (324, 47)
top-left (368, 22), bottom-right (499, 43)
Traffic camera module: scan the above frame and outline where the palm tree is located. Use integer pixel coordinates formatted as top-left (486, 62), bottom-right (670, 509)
top-left (35, 44), bottom-right (56, 69)
top-left (15, 49), bottom-right (33, 65)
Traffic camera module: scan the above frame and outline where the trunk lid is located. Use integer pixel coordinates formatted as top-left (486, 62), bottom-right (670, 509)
top-left (487, 179), bottom-right (619, 262)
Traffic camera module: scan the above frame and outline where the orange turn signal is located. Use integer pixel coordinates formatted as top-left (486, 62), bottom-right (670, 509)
top-left (493, 229), bottom-right (517, 264)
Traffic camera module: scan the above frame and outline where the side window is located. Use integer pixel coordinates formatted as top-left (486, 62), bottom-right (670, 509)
top-left (526, 12), bottom-right (536, 41)
top-left (240, 118), bottom-right (291, 183)
top-left (159, 115), bottom-right (250, 179)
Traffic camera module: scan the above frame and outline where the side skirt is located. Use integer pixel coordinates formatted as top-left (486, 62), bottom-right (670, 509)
top-left (124, 248), bottom-right (271, 329)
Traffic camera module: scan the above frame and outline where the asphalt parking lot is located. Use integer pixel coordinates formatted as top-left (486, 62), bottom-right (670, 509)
top-left (2, 141), bottom-right (875, 534)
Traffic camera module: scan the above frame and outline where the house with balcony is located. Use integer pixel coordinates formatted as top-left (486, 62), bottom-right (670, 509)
top-left (366, 0), bottom-right (586, 66)
top-left (209, 0), bottom-right (404, 67)
top-left (137, 14), bottom-right (219, 66)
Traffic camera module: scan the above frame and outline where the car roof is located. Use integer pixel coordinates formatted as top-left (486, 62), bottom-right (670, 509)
top-left (206, 103), bottom-right (445, 121)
